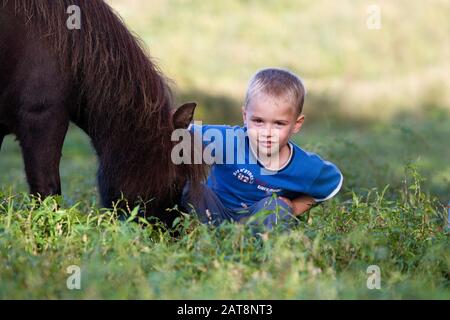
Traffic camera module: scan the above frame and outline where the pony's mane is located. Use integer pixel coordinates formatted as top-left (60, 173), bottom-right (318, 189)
top-left (2, 0), bottom-right (208, 208)
top-left (2, 0), bottom-right (173, 141)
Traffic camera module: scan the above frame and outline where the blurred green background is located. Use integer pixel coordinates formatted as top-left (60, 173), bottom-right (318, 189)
top-left (0, 0), bottom-right (449, 204)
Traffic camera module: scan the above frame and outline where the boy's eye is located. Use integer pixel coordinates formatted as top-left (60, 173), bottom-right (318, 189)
top-left (253, 119), bottom-right (263, 123)
top-left (275, 122), bottom-right (286, 126)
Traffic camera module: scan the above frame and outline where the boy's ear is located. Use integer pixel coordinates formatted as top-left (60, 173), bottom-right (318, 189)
top-left (293, 114), bottom-right (305, 133)
top-left (241, 106), bottom-right (247, 126)
top-left (173, 102), bottom-right (197, 129)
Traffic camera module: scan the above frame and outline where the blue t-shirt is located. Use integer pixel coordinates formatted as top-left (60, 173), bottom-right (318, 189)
top-left (187, 123), bottom-right (343, 210)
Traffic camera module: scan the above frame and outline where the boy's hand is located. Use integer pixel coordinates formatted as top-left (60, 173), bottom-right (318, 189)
top-left (279, 195), bottom-right (316, 216)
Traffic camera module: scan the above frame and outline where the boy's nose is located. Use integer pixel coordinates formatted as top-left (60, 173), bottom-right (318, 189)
top-left (260, 126), bottom-right (273, 136)
top-left (259, 127), bottom-right (279, 139)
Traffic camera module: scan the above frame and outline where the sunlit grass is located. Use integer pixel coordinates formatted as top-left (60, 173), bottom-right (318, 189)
top-left (107, 0), bottom-right (450, 121)
top-left (0, 164), bottom-right (448, 299)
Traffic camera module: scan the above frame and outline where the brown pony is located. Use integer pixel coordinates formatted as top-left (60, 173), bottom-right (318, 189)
top-left (0, 0), bottom-right (207, 225)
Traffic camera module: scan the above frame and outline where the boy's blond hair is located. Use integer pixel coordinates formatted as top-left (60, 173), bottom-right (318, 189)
top-left (244, 68), bottom-right (306, 116)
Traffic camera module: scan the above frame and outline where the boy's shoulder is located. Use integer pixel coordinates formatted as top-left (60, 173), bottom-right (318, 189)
top-left (188, 123), bottom-right (245, 133)
top-left (288, 141), bottom-right (343, 202)
top-left (288, 141), bottom-right (341, 181)
top-left (187, 124), bottom-right (247, 144)
top-left (290, 141), bottom-right (327, 167)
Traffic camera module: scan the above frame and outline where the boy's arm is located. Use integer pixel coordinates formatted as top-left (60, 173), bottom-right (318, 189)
top-left (279, 195), bottom-right (317, 216)
top-left (283, 160), bottom-right (343, 216)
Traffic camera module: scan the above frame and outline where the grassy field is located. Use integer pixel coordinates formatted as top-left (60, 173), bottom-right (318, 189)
top-left (0, 0), bottom-right (449, 299)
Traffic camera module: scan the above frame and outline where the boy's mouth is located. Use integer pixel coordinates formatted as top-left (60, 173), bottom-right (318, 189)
top-left (258, 141), bottom-right (279, 152)
top-left (258, 140), bottom-right (276, 146)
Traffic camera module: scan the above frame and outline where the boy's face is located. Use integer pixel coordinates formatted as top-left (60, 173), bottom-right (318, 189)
top-left (242, 92), bottom-right (304, 157)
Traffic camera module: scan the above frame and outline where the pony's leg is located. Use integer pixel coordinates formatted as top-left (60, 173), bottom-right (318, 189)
top-left (0, 125), bottom-right (7, 152)
top-left (97, 162), bottom-right (124, 210)
top-left (17, 105), bottom-right (69, 198)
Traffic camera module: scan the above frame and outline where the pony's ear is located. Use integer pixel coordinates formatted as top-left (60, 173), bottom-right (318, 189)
top-left (173, 102), bottom-right (197, 129)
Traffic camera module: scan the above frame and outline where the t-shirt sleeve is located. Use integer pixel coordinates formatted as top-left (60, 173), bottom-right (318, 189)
top-left (187, 123), bottom-right (231, 162)
top-left (308, 160), bottom-right (343, 202)
top-left (187, 123), bottom-right (228, 146)
top-left (187, 123), bottom-right (226, 133)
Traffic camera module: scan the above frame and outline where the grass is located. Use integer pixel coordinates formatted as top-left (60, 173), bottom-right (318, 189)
top-left (0, 164), bottom-right (448, 299)
top-left (107, 0), bottom-right (450, 122)
top-left (0, 113), bottom-right (448, 299)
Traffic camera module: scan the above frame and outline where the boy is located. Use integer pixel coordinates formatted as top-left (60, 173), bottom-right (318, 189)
top-left (180, 68), bottom-right (343, 232)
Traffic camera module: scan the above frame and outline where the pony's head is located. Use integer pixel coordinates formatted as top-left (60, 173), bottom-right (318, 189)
top-left (113, 101), bottom-right (209, 225)
top-left (170, 102), bottom-right (209, 210)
